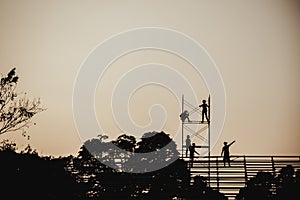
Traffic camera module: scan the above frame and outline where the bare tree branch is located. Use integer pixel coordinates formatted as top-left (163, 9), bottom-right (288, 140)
top-left (0, 68), bottom-right (45, 136)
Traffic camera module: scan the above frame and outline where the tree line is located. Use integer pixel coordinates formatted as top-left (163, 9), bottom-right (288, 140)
top-left (0, 131), bottom-right (228, 200)
top-left (1, 132), bottom-right (299, 200)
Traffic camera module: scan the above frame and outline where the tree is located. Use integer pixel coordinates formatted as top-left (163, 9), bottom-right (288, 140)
top-left (133, 131), bottom-right (186, 199)
top-left (71, 144), bottom-right (114, 199)
top-left (0, 68), bottom-right (45, 136)
top-left (181, 176), bottom-right (227, 200)
top-left (135, 131), bottom-right (179, 168)
top-left (0, 146), bottom-right (81, 200)
top-left (0, 139), bottom-right (17, 151)
top-left (113, 134), bottom-right (136, 152)
top-left (275, 165), bottom-right (300, 200)
top-left (236, 171), bottom-right (276, 200)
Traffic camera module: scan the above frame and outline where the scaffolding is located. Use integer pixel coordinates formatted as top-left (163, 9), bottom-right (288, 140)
top-left (180, 95), bottom-right (211, 182)
top-left (180, 96), bottom-right (300, 199)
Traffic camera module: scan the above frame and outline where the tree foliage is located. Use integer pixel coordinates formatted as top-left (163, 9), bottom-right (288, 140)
top-left (236, 164), bottom-right (300, 200)
top-left (0, 68), bottom-right (45, 136)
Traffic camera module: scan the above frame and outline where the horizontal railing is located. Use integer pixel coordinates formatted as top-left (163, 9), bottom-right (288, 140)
top-left (183, 155), bottom-right (300, 200)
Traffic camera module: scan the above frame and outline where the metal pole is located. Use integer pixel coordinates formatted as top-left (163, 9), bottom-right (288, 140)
top-left (244, 156), bottom-right (248, 184)
top-left (182, 94), bottom-right (184, 158)
top-left (208, 95), bottom-right (211, 185)
top-left (271, 156), bottom-right (275, 176)
top-left (208, 95), bottom-right (211, 122)
top-left (216, 156), bottom-right (219, 190)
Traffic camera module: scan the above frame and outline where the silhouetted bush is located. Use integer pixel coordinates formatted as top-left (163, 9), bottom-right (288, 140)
top-left (236, 165), bottom-right (300, 200)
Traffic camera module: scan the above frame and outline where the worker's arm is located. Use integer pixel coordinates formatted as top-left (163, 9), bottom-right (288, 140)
top-left (229, 140), bottom-right (236, 146)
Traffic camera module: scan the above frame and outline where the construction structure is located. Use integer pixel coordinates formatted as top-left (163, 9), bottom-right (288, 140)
top-left (180, 95), bottom-right (300, 199)
top-left (180, 94), bottom-right (211, 157)
top-left (189, 155), bottom-right (300, 199)
top-left (180, 95), bottom-right (211, 177)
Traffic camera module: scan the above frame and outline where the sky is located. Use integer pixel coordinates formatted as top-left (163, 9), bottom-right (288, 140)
top-left (0, 0), bottom-right (299, 157)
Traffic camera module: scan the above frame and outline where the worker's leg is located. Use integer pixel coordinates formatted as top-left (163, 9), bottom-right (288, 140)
top-left (205, 112), bottom-right (209, 122)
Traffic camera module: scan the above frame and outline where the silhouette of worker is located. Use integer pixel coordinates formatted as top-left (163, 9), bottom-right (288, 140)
top-left (185, 135), bottom-right (191, 157)
top-left (199, 100), bottom-right (209, 123)
top-left (189, 143), bottom-right (199, 168)
top-left (180, 110), bottom-right (191, 122)
top-left (221, 140), bottom-right (235, 167)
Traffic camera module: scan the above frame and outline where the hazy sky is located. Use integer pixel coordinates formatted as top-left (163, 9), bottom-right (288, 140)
top-left (0, 0), bottom-right (299, 157)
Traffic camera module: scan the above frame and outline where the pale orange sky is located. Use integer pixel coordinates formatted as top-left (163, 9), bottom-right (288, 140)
top-left (0, 0), bottom-right (299, 157)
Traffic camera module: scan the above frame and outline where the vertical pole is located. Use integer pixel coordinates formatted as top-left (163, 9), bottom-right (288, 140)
top-left (208, 95), bottom-right (210, 154)
top-left (271, 156), bottom-right (275, 176)
top-left (208, 95), bottom-right (211, 122)
top-left (243, 156), bottom-right (248, 184)
top-left (216, 156), bottom-right (219, 190)
top-left (182, 95), bottom-right (184, 158)
top-left (208, 95), bottom-right (211, 185)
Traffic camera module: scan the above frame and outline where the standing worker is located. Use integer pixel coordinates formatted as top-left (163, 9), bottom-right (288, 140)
top-left (189, 143), bottom-right (199, 168)
top-left (199, 100), bottom-right (209, 123)
top-left (185, 135), bottom-right (191, 157)
top-left (221, 140), bottom-right (236, 167)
